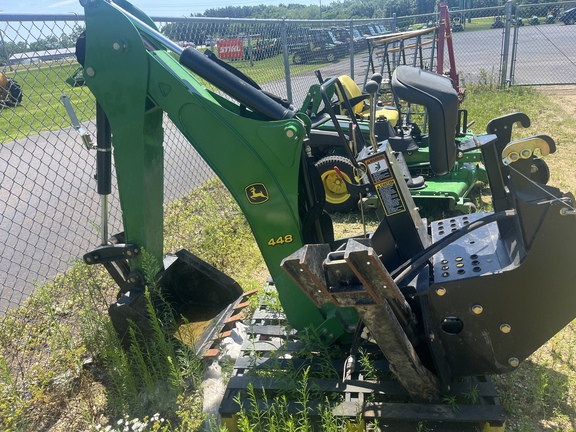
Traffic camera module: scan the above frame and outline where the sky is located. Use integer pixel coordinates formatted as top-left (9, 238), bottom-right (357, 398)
top-left (0, 0), bottom-right (321, 16)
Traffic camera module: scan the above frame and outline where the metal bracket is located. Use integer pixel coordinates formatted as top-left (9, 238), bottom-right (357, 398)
top-left (501, 134), bottom-right (556, 166)
top-left (83, 243), bottom-right (140, 265)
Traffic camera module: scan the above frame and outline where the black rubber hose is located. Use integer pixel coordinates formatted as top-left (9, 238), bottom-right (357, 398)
top-left (180, 47), bottom-right (294, 121)
top-left (96, 102), bottom-right (112, 196)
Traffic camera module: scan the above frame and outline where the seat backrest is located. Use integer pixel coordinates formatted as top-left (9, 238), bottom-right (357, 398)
top-left (336, 75), bottom-right (364, 116)
top-left (391, 66), bottom-right (458, 176)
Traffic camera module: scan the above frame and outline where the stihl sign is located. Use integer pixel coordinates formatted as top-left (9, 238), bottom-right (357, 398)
top-left (217, 39), bottom-right (243, 60)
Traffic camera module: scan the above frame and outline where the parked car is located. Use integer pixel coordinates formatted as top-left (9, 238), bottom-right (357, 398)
top-left (356, 24), bottom-right (379, 37)
top-left (372, 23), bottom-right (388, 34)
top-left (291, 28), bottom-right (347, 64)
top-left (331, 27), bottom-right (366, 52)
top-left (559, 7), bottom-right (576, 25)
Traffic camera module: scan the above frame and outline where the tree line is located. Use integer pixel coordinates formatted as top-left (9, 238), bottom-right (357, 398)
top-left (200, 0), bottom-right (564, 19)
top-left (1, 0), bottom-right (568, 67)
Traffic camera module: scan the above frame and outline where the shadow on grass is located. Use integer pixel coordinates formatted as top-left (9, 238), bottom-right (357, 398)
top-left (494, 359), bottom-right (576, 432)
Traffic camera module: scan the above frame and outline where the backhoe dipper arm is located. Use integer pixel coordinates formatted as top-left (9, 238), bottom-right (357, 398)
top-left (79, 0), bottom-right (347, 335)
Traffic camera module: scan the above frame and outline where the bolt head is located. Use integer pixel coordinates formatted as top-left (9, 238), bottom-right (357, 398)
top-left (500, 323), bottom-right (512, 333)
top-left (86, 67), bottom-right (95, 77)
top-left (436, 287), bottom-right (447, 296)
top-left (284, 125), bottom-right (297, 139)
top-left (508, 357), bottom-right (520, 367)
top-left (112, 42), bottom-right (121, 51)
top-left (471, 304), bottom-right (483, 314)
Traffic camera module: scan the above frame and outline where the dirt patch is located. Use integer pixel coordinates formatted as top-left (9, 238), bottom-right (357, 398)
top-left (536, 85), bottom-right (576, 117)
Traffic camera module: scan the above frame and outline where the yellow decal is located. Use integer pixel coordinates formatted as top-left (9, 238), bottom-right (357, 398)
top-left (376, 179), bottom-right (406, 216)
top-left (245, 183), bottom-right (269, 204)
top-left (267, 235), bottom-right (293, 247)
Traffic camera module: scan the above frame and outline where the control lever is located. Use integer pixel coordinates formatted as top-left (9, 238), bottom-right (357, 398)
top-left (332, 165), bottom-right (374, 197)
top-left (61, 94), bottom-right (94, 150)
top-left (365, 79), bottom-right (380, 152)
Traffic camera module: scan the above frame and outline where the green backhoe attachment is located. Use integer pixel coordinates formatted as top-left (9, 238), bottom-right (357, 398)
top-left (78, 0), bottom-right (576, 416)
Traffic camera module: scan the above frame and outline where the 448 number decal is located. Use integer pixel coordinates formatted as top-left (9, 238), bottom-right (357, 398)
top-left (267, 234), bottom-right (293, 247)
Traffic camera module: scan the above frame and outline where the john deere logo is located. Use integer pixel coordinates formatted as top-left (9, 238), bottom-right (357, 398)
top-left (245, 183), bottom-right (269, 204)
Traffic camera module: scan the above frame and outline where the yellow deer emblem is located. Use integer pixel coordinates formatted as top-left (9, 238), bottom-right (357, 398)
top-left (245, 183), bottom-right (269, 204)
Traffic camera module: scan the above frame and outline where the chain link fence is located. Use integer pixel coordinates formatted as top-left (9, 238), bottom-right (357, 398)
top-left (1, 1), bottom-right (576, 405)
top-left (1, 0), bottom-right (575, 314)
top-left (0, 13), bottom-right (395, 315)
top-left (510, 1), bottom-right (576, 85)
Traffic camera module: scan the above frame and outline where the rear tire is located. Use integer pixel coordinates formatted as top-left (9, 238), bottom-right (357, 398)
top-left (293, 53), bottom-right (304, 64)
top-left (315, 155), bottom-right (358, 213)
top-left (1, 77), bottom-right (22, 106)
top-left (326, 52), bottom-right (335, 62)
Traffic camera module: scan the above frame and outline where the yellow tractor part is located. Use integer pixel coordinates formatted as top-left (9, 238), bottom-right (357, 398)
top-left (0, 72), bottom-right (23, 107)
top-left (336, 75), bottom-right (399, 125)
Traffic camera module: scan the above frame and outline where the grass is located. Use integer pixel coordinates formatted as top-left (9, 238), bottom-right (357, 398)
top-left (0, 61), bottom-right (95, 143)
top-left (2, 77), bottom-right (576, 430)
top-left (227, 53), bottom-right (337, 85)
top-left (0, 51), bottom-right (348, 143)
top-left (0, 179), bottom-right (264, 431)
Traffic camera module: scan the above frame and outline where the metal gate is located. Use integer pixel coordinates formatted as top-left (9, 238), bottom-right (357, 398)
top-left (509, 1), bottom-right (576, 85)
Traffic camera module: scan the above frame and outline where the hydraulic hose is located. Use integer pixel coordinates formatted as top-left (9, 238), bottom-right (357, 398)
top-left (391, 210), bottom-right (517, 285)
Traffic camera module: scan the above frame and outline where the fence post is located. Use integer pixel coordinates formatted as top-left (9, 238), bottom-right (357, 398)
top-left (500, 0), bottom-right (513, 88)
top-left (349, 19), bottom-right (354, 78)
top-left (280, 19), bottom-right (293, 103)
top-left (392, 13), bottom-right (397, 68)
top-left (508, 5), bottom-right (520, 86)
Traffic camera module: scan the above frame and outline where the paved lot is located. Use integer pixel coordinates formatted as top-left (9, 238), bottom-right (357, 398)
top-left (0, 121), bottom-right (213, 312)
